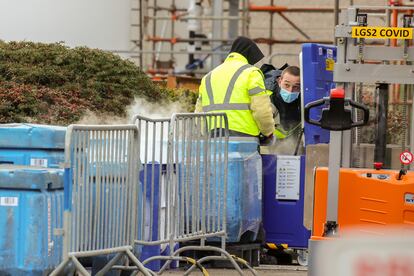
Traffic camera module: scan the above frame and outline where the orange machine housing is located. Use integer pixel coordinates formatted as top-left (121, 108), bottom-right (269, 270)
top-left (312, 168), bottom-right (414, 236)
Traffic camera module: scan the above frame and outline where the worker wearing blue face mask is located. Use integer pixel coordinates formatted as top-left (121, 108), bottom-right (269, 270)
top-left (261, 65), bottom-right (302, 141)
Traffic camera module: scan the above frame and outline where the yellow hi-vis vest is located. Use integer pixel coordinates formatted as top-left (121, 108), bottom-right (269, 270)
top-left (199, 52), bottom-right (271, 136)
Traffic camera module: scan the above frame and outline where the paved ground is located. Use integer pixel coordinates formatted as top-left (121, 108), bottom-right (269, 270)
top-left (163, 265), bottom-right (307, 275)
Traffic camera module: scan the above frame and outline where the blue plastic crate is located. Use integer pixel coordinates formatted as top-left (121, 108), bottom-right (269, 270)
top-left (0, 166), bottom-right (64, 276)
top-left (0, 123), bottom-right (66, 149)
top-left (0, 124), bottom-right (66, 168)
top-left (302, 43), bottom-right (337, 145)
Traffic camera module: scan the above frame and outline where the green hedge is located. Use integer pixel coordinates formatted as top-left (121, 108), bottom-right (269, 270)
top-left (0, 41), bottom-right (196, 125)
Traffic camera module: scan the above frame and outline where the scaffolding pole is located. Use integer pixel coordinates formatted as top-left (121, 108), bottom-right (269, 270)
top-left (136, 1), bottom-right (354, 76)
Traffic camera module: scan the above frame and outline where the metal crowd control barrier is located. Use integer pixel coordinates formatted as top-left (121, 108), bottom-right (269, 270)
top-left (129, 113), bottom-right (258, 276)
top-left (51, 125), bottom-right (150, 276)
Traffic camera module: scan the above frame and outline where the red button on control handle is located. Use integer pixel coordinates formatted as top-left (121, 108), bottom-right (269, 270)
top-left (330, 88), bottom-right (345, 99)
top-left (373, 162), bottom-right (383, 170)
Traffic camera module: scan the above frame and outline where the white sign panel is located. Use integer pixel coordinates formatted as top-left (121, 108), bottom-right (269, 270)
top-left (276, 155), bottom-right (301, 200)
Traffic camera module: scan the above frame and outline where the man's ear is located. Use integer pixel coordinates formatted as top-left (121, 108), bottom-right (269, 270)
top-left (277, 76), bottom-right (282, 85)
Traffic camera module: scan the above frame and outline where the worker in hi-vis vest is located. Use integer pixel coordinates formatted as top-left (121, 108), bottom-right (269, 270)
top-left (195, 36), bottom-right (275, 143)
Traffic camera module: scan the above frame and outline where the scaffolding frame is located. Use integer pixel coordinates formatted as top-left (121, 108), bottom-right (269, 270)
top-left (131, 1), bottom-right (368, 77)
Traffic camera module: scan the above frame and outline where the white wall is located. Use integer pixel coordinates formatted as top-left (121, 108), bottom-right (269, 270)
top-left (0, 0), bottom-right (131, 51)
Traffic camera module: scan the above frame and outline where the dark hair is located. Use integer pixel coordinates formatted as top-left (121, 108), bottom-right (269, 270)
top-left (281, 66), bottom-right (300, 77)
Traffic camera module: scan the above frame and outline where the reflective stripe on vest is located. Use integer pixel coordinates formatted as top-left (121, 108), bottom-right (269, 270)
top-left (205, 72), bottom-right (214, 104)
top-left (203, 103), bottom-right (250, 112)
top-left (202, 64), bottom-right (252, 111)
top-left (248, 87), bottom-right (266, 96)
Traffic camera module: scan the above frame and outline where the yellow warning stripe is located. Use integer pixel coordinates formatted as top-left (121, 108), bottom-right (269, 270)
top-left (266, 243), bottom-right (288, 250)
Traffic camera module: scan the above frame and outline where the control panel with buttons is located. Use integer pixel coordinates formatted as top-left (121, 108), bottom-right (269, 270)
top-left (362, 173), bottom-right (390, 180)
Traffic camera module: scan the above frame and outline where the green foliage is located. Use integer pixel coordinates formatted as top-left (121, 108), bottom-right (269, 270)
top-left (0, 41), bottom-right (196, 125)
top-left (161, 88), bottom-right (198, 112)
top-left (0, 81), bottom-right (89, 125)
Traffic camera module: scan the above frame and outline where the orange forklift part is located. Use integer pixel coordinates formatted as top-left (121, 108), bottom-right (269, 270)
top-left (312, 167), bottom-right (414, 238)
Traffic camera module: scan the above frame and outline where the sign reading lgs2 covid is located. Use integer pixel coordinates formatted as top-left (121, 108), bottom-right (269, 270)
top-left (352, 26), bottom-right (413, 39)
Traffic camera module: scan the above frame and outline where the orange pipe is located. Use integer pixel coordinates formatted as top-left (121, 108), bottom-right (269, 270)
top-left (390, 0), bottom-right (401, 47)
top-left (147, 36), bottom-right (334, 45)
top-left (147, 37), bottom-right (181, 44)
top-left (253, 38), bottom-right (333, 44)
top-left (146, 69), bottom-right (170, 75)
top-left (389, 0), bottom-right (400, 102)
top-left (248, 5), bottom-right (333, 13)
top-left (391, 10), bottom-right (399, 46)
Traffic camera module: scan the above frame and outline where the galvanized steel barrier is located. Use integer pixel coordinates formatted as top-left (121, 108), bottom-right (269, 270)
top-left (51, 124), bottom-right (150, 276)
top-left (130, 113), bottom-right (258, 275)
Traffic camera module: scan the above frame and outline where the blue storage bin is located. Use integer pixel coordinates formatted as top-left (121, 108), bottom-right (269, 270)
top-left (0, 166), bottom-right (64, 276)
top-left (137, 163), bottom-right (162, 271)
top-left (302, 43), bottom-right (336, 145)
top-left (179, 138), bottom-right (262, 243)
top-left (136, 163), bottom-right (178, 271)
top-left (226, 139), bottom-right (262, 242)
top-left (0, 124), bottom-right (66, 168)
top-left (262, 155), bottom-right (310, 248)
top-left (0, 148), bottom-right (65, 168)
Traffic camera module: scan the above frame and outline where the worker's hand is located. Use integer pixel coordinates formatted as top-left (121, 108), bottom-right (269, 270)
top-left (259, 133), bottom-right (276, 146)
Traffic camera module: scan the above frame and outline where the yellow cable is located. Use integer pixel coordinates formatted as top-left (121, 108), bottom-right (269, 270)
top-left (231, 255), bottom-right (248, 266)
top-left (184, 257), bottom-right (209, 276)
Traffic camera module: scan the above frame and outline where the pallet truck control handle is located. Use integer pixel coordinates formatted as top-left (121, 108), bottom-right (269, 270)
top-left (304, 88), bottom-right (369, 131)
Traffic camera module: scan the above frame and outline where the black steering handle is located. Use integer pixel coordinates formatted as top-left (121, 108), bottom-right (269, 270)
top-left (304, 92), bottom-right (369, 131)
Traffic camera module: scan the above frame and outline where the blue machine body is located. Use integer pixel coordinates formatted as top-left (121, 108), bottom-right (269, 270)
top-left (260, 43), bottom-right (337, 249)
top-left (0, 124), bottom-right (66, 168)
top-left (302, 43), bottom-right (337, 145)
top-left (0, 166), bottom-right (64, 276)
top-left (262, 155), bottom-right (310, 248)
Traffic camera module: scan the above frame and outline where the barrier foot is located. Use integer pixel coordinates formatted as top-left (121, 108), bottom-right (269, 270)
top-left (49, 258), bottom-right (71, 276)
top-left (51, 247), bottom-right (152, 276)
top-left (95, 252), bottom-right (124, 276)
top-left (125, 247), bottom-right (153, 276)
top-left (152, 245), bottom-right (250, 275)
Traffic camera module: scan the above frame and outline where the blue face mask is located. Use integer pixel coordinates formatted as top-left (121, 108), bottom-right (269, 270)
top-left (280, 88), bottom-right (300, 103)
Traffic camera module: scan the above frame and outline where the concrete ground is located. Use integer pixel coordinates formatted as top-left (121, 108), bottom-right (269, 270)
top-left (163, 265), bottom-right (307, 275)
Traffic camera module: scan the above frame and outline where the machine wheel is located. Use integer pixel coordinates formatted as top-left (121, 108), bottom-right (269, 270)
top-left (296, 249), bottom-right (308, 266)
